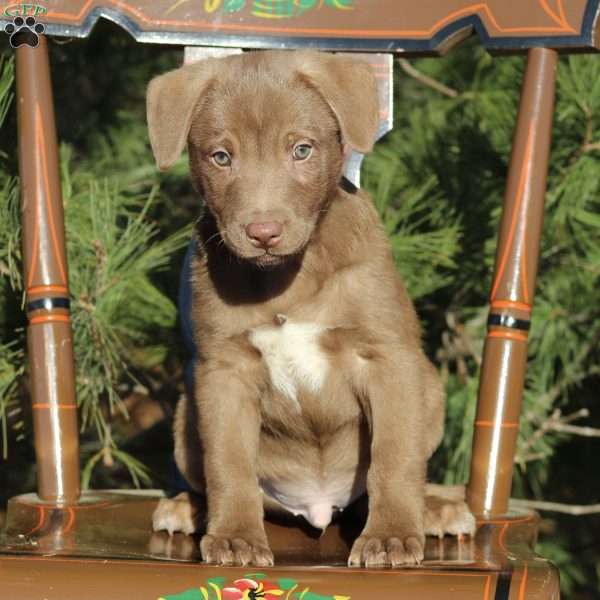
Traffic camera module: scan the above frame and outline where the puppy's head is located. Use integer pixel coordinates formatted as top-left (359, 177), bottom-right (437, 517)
top-left (147, 51), bottom-right (379, 267)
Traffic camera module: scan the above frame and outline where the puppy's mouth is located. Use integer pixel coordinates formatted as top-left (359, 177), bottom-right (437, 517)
top-left (220, 227), bottom-right (311, 268)
top-left (247, 249), bottom-right (298, 269)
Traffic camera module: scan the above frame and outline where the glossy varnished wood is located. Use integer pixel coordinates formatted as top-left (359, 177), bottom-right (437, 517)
top-left (16, 37), bottom-right (80, 505)
top-left (0, 491), bottom-right (559, 600)
top-left (467, 48), bottom-right (558, 517)
top-left (1, 1), bottom-right (599, 52)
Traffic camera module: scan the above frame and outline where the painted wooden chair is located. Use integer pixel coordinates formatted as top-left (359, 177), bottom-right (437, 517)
top-left (2, 1), bottom-right (599, 598)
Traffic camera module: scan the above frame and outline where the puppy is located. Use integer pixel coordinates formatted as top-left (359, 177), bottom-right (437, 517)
top-left (148, 50), bottom-right (474, 568)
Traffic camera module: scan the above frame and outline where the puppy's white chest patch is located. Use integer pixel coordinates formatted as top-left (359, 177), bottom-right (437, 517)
top-left (249, 317), bottom-right (329, 411)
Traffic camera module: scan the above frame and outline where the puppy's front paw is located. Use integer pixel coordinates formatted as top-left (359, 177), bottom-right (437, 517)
top-left (348, 533), bottom-right (424, 568)
top-left (200, 533), bottom-right (274, 567)
top-left (424, 494), bottom-right (476, 539)
top-left (152, 492), bottom-right (198, 536)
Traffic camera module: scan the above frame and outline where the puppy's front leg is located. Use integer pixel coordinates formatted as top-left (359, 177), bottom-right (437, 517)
top-left (349, 355), bottom-right (429, 568)
top-left (196, 358), bottom-right (273, 567)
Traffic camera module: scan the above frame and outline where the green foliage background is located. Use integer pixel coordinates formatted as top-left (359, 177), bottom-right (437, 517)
top-left (1, 23), bottom-right (599, 598)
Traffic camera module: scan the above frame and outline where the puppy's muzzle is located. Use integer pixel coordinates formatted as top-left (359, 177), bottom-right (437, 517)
top-left (246, 220), bottom-right (283, 249)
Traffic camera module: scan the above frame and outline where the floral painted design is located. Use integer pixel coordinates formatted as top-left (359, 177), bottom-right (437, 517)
top-left (222, 577), bottom-right (284, 599)
top-left (250, 0), bottom-right (353, 19)
top-left (170, 0), bottom-right (354, 19)
top-left (158, 574), bottom-right (351, 600)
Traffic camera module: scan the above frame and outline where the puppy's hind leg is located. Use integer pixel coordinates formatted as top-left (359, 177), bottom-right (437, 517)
top-left (420, 362), bottom-right (475, 537)
top-left (153, 393), bottom-right (206, 536)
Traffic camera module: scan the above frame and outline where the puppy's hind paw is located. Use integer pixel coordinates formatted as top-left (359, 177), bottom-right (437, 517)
top-left (424, 488), bottom-right (476, 539)
top-left (152, 492), bottom-right (199, 536)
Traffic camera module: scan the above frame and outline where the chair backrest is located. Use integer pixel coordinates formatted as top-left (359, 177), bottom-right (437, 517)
top-left (4, 0), bottom-right (599, 52)
top-left (5, 0), bottom-right (600, 515)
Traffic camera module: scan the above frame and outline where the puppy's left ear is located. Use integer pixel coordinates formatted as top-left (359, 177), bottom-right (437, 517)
top-left (295, 51), bottom-right (379, 153)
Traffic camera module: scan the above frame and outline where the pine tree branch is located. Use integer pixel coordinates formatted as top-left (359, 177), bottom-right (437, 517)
top-left (510, 498), bottom-right (600, 515)
top-left (582, 141), bottom-right (600, 153)
top-left (398, 59), bottom-right (459, 98)
top-left (517, 408), bottom-right (596, 466)
top-left (528, 331), bottom-right (600, 415)
top-left (546, 422), bottom-right (600, 438)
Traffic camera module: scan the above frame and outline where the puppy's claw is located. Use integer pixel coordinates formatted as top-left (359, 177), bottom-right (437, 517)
top-left (395, 536), bottom-right (424, 566)
top-left (201, 533), bottom-right (274, 567)
top-left (349, 534), bottom-right (424, 568)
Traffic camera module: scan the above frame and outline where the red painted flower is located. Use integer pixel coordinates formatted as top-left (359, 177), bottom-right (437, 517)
top-left (221, 578), bottom-right (284, 600)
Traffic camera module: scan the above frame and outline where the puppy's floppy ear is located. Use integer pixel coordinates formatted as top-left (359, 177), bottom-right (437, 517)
top-left (294, 51), bottom-right (379, 153)
top-left (146, 60), bottom-right (216, 171)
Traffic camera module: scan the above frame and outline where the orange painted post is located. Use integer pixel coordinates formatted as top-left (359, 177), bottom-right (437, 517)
top-left (16, 36), bottom-right (80, 504)
top-left (467, 47), bottom-right (558, 516)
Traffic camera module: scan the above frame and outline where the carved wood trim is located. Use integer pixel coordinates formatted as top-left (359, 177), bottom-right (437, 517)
top-left (2, 0), bottom-right (599, 52)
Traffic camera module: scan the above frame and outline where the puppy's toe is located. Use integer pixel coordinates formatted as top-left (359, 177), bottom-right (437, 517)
top-left (231, 537), bottom-right (254, 566)
top-left (201, 535), bottom-right (235, 565)
top-left (424, 496), bottom-right (476, 538)
top-left (152, 492), bottom-right (198, 536)
top-left (386, 536), bottom-right (424, 567)
top-left (362, 537), bottom-right (387, 568)
top-left (201, 533), bottom-right (274, 567)
top-left (348, 533), bottom-right (424, 568)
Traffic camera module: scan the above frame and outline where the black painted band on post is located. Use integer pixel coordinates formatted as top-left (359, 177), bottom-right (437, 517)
top-left (487, 313), bottom-right (531, 331)
top-left (27, 297), bottom-right (71, 314)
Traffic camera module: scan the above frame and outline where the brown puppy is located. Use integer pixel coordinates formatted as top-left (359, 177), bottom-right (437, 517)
top-left (148, 50), bottom-right (474, 568)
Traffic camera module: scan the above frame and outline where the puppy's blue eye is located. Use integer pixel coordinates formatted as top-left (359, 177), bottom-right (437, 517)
top-left (212, 151), bottom-right (232, 167)
top-left (293, 144), bottom-right (312, 161)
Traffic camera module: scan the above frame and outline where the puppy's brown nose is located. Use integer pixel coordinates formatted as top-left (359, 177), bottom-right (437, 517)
top-left (245, 221), bottom-right (283, 248)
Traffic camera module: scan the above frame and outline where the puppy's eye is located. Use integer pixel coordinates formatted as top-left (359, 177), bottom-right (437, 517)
top-left (212, 151), bottom-right (232, 167)
top-left (292, 143), bottom-right (313, 161)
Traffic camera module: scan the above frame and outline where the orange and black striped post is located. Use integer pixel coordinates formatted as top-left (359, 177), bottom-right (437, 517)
top-left (467, 47), bottom-right (558, 516)
top-left (16, 36), bottom-right (80, 504)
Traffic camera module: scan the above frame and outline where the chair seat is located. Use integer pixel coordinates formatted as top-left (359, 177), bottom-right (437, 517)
top-left (0, 490), bottom-right (559, 600)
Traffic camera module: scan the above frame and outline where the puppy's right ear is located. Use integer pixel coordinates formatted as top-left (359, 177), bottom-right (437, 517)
top-left (146, 61), bottom-right (215, 171)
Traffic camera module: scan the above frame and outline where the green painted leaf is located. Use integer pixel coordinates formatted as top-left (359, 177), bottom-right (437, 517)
top-left (278, 579), bottom-right (298, 590)
top-left (294, 592), bottom-right (333, 600)
top-left (158, 589), bottom-right (204, 600)
top-left (206, 577), bottom-right (226, 589)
